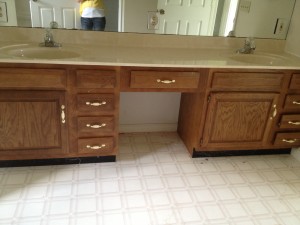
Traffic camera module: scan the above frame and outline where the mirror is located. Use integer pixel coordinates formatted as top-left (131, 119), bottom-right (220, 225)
top-left (0, 0), bottom-right (296, 40)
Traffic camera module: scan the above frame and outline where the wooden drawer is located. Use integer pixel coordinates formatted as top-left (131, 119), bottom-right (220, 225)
top-left (289, 74), bottom-right (300, 89)
top-left (77, 117), bottom-right (115, 136)
top-left (284, 95), bottom-right (300, 110)
top-left (76, 70), bottom-right (117, 88)
top-left (211, 72), bottom-right (283, 91)
top-left (78, 137), bottom-right (115, 154)
top-left (274, 132), bottom-right (300, 147)
top-left (279, 114), bottom-right (300, 129)
top-left (0, 68), bottom-right (66, 89)
top-left (130, 71), bottom-right (200, 89)
top-left (77, 94), bottom-right (115, 112)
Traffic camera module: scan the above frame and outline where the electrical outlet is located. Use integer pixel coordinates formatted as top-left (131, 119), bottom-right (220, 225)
top-left (240, 0), bottom-right (251, 13)
top-left (147, 11), bottom-right (159, 30)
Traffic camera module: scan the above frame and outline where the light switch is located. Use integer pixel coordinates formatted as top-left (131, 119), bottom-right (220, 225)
top-left (0, 2), bottom-right (8, 22)
top-left (240, 0), bottom-right (251, 13)
top-left (274, 18), bottom-right (287, 35)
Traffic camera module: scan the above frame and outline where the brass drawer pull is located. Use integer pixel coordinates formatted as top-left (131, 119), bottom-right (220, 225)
top-left (288, 121), bottom-right (300, 126)
top-left (86, 101), bottom-right (107, 106)
top-left (157, 79), bottom-right (175, 84)
top-left (86, 144), bottom-right (106, 150)
top-left (270, 104), bottom-right (277, 120)
top-left (61, 105), bottom-right (66, 124)
top-left (293, 101), bottom-right (300, 105)
top-left (86, 123), bottom-right (106, 129)
top-left (282, 139), bottom-right (298, 143)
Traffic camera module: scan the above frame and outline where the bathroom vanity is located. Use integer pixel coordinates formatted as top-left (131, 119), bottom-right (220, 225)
top-left (0, 62), bottom-right (300, 165)
top-left (0, 28), bottom-right (300, 166)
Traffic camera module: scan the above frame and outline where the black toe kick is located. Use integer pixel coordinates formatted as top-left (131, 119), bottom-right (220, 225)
top-left (192, 148), bottom-right (291, 158)
top-left (0, 156), bottom-right (116, 168)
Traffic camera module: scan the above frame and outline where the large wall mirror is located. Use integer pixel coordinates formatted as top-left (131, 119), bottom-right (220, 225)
top-left (0, 0), bottom-right (296, 39)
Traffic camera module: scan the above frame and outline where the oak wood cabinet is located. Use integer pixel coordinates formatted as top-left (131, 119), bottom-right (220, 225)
top-left (178, 69), bottom-right (297, 155)
top-left (0, 63), bottom-right (299, 165)
top-left (0, 91), bottom-right (68, 160)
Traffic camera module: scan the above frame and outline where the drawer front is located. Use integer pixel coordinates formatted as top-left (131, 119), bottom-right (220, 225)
top-left (0, 68), bottom-right (66, 89)
top-left (274, 133), bottom-right (300, 147)
top-left (78, 137), bottom-right (114, 154)
top-left (279, 114), bottom-right (300, 129)
top-left (284, 95), bottom-right (300, 110)
top-left (77, 117), bottom-right (115, 136)
top-left (77, 94), bottom-right (114, 112)
top-left (76, 70), bottom-right (117, 88)
top-left (211, 72), bottom-right (283, 90)
top-left (130, 71), bottom-right (200, 89)
top-left (289, 74), bottom-right (300, 89)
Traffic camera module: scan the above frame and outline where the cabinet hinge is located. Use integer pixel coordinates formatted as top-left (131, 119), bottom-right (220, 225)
top-left (207, 95), bottom-right (211, 103)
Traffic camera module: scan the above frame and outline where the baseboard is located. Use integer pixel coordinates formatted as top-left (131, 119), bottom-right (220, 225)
top-left (119, 123), bottom-right (177, 133)
top-left (0, 156), bottom-right (116, 168)
top-left (192, 148), bottom-right (291, 157)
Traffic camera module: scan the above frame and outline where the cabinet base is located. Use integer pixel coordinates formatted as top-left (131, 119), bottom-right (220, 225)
top-left (192, 148), bottom-right (291, 158)
top-left (0, 156), bottom-right (116, 168)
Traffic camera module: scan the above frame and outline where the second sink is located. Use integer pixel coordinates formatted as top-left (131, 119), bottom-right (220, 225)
top-left (230, 53), bottom-right (288, 65)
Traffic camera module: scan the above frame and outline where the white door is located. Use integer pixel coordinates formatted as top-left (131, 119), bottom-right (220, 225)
top-left (156, 0), bottom-right (219, 36)
top-left (29, 0), bottom-right (80, 29)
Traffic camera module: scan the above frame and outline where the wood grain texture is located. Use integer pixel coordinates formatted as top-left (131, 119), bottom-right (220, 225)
top-left (130, 71), bottom-right (200, 89)
top-left (76, 70), bottom-right (117, 89)
top-left (289, 73), bottom-right (300, 89)
top-left (0, 91), bottom-right (68, 156)
top-left (0, 68), bottom-right (67, 89)
top-left (202, 92), bottom-right (279, 149)
top-left (211, 72), bottom-right (284, 91)
top-left (279, 114), bottom-right (300, 129)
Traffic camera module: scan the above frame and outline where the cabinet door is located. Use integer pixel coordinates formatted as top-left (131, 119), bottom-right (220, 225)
top-left (202, 93), bottom-right (278, 149)
top-left (0, 91), bottom-right (68, 160)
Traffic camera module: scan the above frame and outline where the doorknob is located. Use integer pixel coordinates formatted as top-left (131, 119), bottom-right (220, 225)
top-left (158, 9), bottom-right (165, 15)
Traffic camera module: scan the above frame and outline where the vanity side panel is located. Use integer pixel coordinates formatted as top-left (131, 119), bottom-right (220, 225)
top-left (177, 69), bottom-right (209, 155)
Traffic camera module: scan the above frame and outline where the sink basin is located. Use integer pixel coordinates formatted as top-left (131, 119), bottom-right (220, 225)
top-left (230, 53), bottom-right (288, 65)
top-left (0, 44), bottom-right (80, 59)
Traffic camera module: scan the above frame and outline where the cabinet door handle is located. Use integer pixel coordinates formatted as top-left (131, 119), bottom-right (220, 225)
top-left (293, 101), bottom-right (300, 105)
top-left (86, 123), bottom-right (106, 129)
top-left (86, 144), bottom-right (106, 150)
top-left (270, 104), bottom-right (277, 119)
top-left (61, 105), bottom-right (66, 124)
top-left (86, 101), bottom-right (106, 106)
top-left (288, 121), bottom-right (300, 126)
top-left (157, 79), bottom-right (175, 84)
top-left (282, 139), bottom-right (298, 143)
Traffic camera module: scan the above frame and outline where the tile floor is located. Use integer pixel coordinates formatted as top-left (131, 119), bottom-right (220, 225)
top-left (1, 132), bottom-right (300, 225)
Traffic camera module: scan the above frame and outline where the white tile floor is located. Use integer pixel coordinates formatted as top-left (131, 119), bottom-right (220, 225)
top-left (1, 132), bottom-right (300, 225)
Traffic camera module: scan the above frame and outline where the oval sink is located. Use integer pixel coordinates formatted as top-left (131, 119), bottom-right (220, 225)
top-left (230, 53), bottom-right (288, 65)
top-left (1, 44), bottom-right (80, 59)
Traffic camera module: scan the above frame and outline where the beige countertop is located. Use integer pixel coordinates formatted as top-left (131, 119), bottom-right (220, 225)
top-left (0, 27), bottom-right (300, 69)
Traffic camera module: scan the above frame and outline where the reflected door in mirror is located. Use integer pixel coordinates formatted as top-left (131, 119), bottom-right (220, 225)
top-left (30, 0), bottom-right (80, 29)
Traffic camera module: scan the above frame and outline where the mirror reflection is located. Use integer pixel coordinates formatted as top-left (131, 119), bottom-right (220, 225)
top-left (0, 0), bottom-right (296, 39)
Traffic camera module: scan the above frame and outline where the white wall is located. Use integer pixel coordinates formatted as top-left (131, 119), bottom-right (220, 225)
top-left (235, 0), bottom-right (295, 39)
top-left (119, 93), bottom-right (181, 133)
top-left (122, 0), bottom-right (157, 34)
top-left (285, 0), bottom-right (300, 57)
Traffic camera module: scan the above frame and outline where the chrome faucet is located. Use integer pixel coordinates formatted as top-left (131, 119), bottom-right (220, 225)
top-left (236, 37), bottom-right (256, 54)
top-left (40, 21), bottom-right (62, 47)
